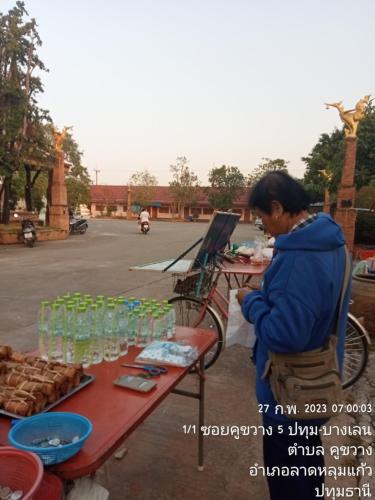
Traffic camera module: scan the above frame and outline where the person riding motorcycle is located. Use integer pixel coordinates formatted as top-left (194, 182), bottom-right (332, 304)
top-left (138, 208), bottom-right (150, 233)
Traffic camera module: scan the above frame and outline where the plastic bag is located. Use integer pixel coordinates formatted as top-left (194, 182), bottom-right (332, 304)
top-left (136, 341), bottom-right (198, 367)
top-left (226, 289), bottom-right (255, 348)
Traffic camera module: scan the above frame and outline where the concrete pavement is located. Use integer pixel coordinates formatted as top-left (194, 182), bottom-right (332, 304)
top-left (1, 219), bottom-right (373, 499)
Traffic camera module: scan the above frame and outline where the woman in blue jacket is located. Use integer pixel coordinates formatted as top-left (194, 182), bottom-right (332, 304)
top-left (237, 172), bottom-right (350, 500)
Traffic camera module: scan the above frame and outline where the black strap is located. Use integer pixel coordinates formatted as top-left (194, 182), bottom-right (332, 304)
top-left (333, 245), bottom-right (351, 336)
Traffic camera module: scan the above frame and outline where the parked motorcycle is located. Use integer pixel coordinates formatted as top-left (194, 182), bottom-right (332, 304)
top-left (69, 216), bottom-right (88, 235)
top-left (140, 221), bottom-right (150, 235)
top-left (21, 219), bottom-right (37, 247)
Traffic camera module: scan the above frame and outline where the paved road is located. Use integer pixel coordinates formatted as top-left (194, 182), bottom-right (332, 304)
top-left (0, 219), bottom-right (268, 500)
top-left (2, 220), bottom-right (372, 499)
top-left (0, 219), bottom-right (260, 351)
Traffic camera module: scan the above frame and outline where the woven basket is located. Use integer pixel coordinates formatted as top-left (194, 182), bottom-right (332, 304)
top-left (174, 272), bottom-right (212, 296)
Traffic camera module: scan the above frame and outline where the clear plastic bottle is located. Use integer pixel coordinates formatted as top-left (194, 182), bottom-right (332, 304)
top-left (152, 312), bottom-right (162, 341)
top-left (168, 304), bottom-right (176, 338)
top-left (159, 309), bottom-right (168, 341)
top-left (103, 303), bottom-right (120, 361)
top-left (145, 308), bottom-right (154, 340)
top-left (127, 310), bottom-right (137, 347)
top-left (64, 303), bottom-right (76, 363)
top-left (48, 303), bottom-right (64, 362)
top-left (137, 313), bottom-right (150, 347)
top-left (90, 304), bottom-right (103, 364)
top-left (117, 298), bottom-right (128, 356)
top-left (163, 305), bottom-right (174, 339)
top-left (74, 305), bottom-right (91, 367)
top-left (38, 301), bottom-right (51, 360)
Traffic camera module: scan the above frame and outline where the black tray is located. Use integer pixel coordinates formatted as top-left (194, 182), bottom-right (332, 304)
top-left (0, 373), bottom-right (95, 420)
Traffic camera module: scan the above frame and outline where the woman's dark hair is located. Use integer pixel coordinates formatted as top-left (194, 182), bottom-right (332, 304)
top-left (248, 171), bottom-right (310, 215)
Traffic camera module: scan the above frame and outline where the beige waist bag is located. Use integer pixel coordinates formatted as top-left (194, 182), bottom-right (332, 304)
top-left (262, 246), bottom-right (350, 420)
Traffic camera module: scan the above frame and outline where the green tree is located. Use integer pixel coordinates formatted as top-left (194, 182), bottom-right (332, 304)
top-left (206, 165), bottom-right (245, 210)
top-left (169, 156), bottom-right (200, 218)
top-left (302, 129), bottom-right (345, 195)
top-left (247, 158), bottom-right (289, 186)
top-left (129, 170), bottom-right (157, 210)
top-left (0, 1), bottom-right (48, 223)
top-left (356, 185), bottom-right (375, 209)
top-left (355, 103), bottom-right (375, 188)
top-left (303, 104), bottom-right (375, 193)
top-left (63, 131), bottom-right (91, 210)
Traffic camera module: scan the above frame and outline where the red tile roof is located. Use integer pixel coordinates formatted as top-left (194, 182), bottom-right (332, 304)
top-left (90, 185), bottom-right (128, 204)
top-left (90, 185), bottom-right (251, 207)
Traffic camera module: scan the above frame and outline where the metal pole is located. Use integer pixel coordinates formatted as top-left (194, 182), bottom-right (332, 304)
top-left (94, 169), bottom-right (100, 185)
top-left (198, 356), bottom-right (205, 471)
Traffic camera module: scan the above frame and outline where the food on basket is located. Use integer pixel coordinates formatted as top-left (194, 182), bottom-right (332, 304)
top-left (0, 345), bottom-right (83, 417)
top-left (0, 345), bottom-right (12, 360)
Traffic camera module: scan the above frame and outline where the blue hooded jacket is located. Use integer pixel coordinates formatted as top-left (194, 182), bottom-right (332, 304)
top-left (241, 213), bottom-right (350, 425)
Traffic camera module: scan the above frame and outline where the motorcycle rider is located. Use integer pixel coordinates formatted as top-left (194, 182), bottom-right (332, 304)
top-left (138, 207), bottom-right (150, 232)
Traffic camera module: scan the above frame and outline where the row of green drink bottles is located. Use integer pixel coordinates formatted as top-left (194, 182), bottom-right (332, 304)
top-left (38, 293), bottom-right (177, 368)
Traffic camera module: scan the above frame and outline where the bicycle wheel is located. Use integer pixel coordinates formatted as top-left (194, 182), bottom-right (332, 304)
top-left (342, 313), bottom-right (369, 389)
top-left (168, 295), bottom-right (224, 370)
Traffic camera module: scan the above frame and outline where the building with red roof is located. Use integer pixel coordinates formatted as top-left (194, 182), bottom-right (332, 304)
top-left (90, 185), bottom-right (253, 222)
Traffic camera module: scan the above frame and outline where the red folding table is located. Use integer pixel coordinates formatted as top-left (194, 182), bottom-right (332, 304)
top-left (0, 327), bottom-right (217, 480)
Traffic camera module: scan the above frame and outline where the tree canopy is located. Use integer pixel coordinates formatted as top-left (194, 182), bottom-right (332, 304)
top-left (247, 158), bottom-right (289, 186)
top-left (206, 165), bottom-right (245, 211)
top-left (129, 169), bottom-right (157, 209)
top-left (63, 131), bottom-right (91, 210)
top-left (0, 1), bottom-right (50, 223)
top-left (302, 104), bottom-right (375, 196)
top-left (169, 156), bottom-right (200, 217)
top-left (0, 2), bottom-right (89, 223)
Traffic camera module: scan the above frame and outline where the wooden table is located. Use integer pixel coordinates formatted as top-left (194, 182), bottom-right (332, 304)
top-left (221, 259), bottom-right (269, 290)
top-left (0, 327), bottom-right (217, 479)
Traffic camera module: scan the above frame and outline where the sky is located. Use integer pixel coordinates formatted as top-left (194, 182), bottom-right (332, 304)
top-left (1, 0), bottom-right (374, 185)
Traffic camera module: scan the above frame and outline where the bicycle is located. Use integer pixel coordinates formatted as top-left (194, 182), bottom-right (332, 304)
top-left (168, 256), bottom-right (370, 389)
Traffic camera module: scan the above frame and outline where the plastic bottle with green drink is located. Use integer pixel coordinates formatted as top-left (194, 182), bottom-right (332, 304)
top-left (38, 300), bottom-right (51, 360)
top-left (64, 303), bottom-right (76, 363)
top-left (103, 303), bottom-right (120, 361)
top-left (48, 303), bottom-right (64, 362)
top-left (89, 304), bottom-right (102, 364)
top-left (117, 298), bottom-right (128, 356)
top-left (74, 305), bottom-right (91, 367)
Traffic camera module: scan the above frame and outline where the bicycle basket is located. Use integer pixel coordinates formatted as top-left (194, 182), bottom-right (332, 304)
top-left (173, 271), bottom-right (212, 296)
